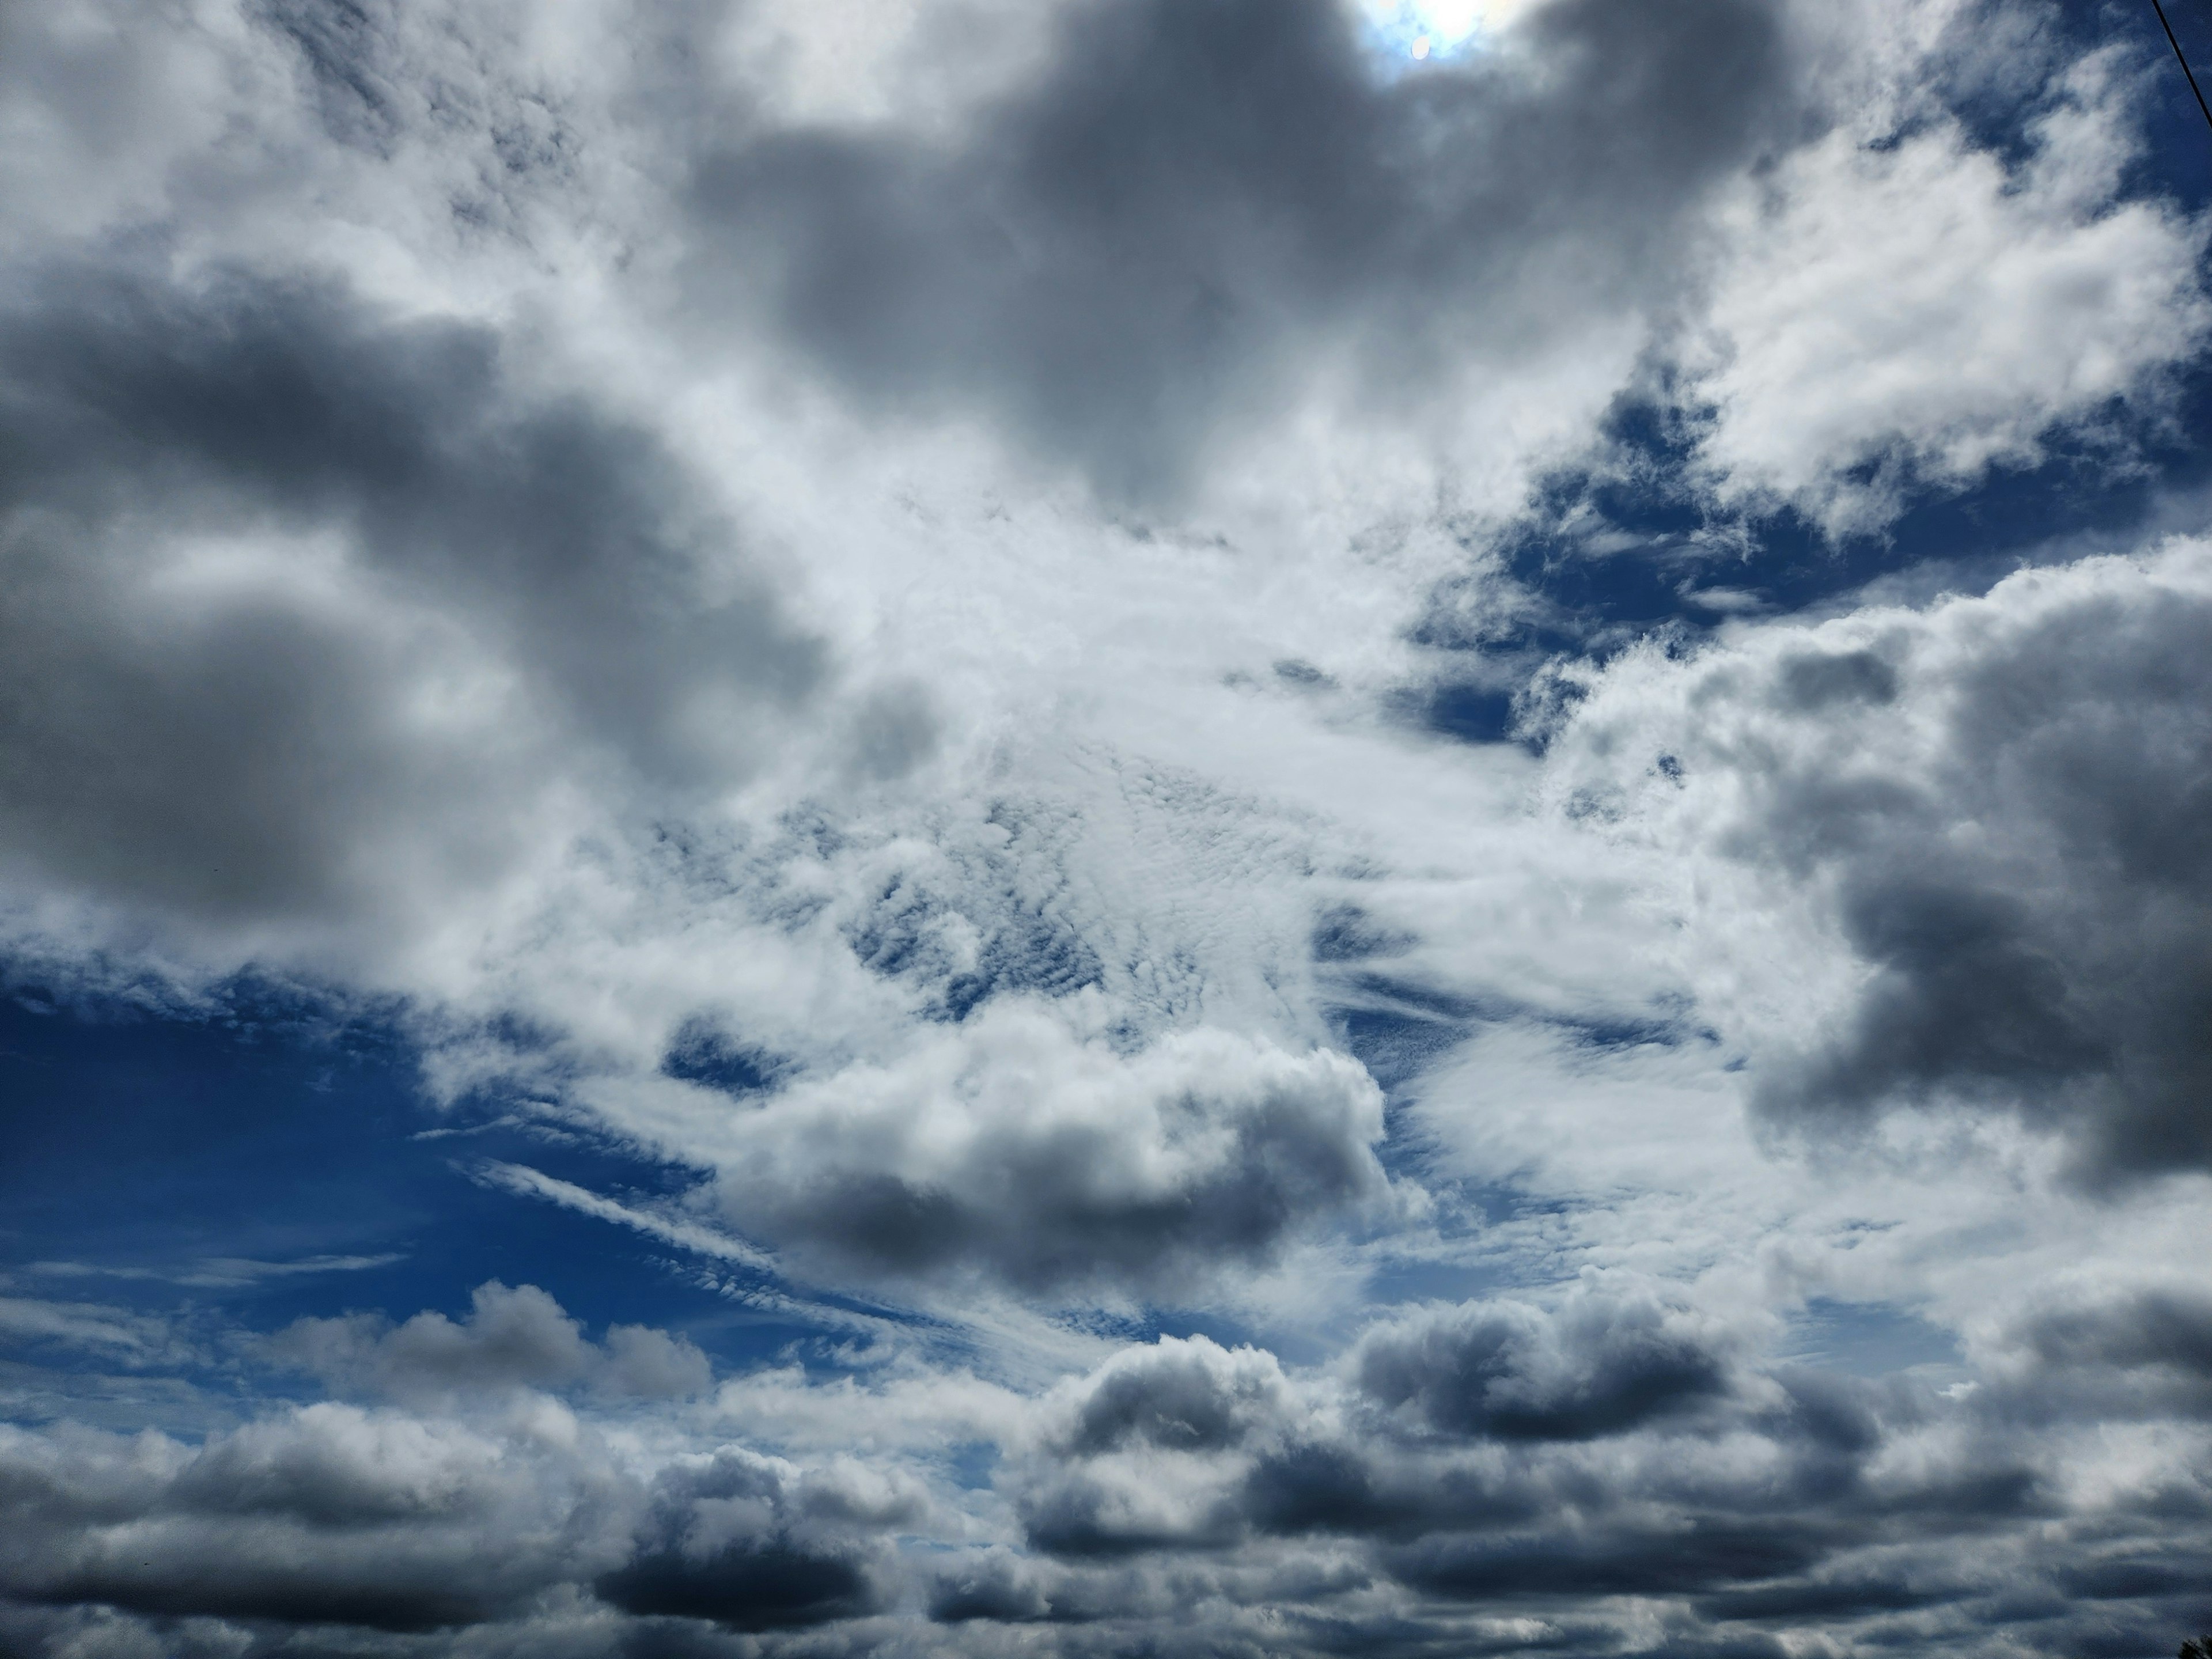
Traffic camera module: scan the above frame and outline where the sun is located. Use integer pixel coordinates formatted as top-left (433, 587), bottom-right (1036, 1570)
top-left (1356, 0), bottom-right (1543, 59)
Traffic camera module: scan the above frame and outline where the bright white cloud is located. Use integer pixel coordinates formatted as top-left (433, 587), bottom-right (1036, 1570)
top-left (1687, 44), bottom-right (2211, 530)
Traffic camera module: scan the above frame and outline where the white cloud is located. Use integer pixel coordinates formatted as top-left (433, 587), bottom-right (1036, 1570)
top-left (1687, 44), bottom-right (2211, 529)
top-left (268, 1281), bottom-right (713, 1404)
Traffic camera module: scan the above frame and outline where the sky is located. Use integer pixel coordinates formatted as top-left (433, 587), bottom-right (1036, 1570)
top-left (1, 0), bottom-right (2211, 1654)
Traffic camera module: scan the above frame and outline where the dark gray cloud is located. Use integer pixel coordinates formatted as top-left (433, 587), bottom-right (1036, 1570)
top-left (594, 1448), bottom-right (907, 1632)
top-left (5, 1289), bottom-right (2212, 1658)
top-left (742, 1107), bottom-right (1384, 1293)
top-left (0, 1402), bottom-right (622, 1634)
top-left (1351, 1287), bottom-right (1744, 1441)
top-left (975, 1302), bottom-right (2212, 1653)
top-left (709, 1017), bottom-right (1391, 1295)
top-left (1013, 1310), bottom-right (1769, 1559)
top-left (1978, 1285), bottom-right (2212, 1427)
top-left (1055, 1333), bottom-right (1294, 1457)
top-left (0, 1320), bottom-right (908, 1647)
top-left (2024, 1287), bottom-right (2212, 1386)
top-left (680, 0), bottom-right (1799, 499)
top-left (1382, 1520), bottom-right (1832, 1601)
top-left (0, 261), bottom-right (828, 935)
top-left (927, 1551), bottom-right (1067, 1624)
top-left (1735, 563), bottom-right (2212, 1181)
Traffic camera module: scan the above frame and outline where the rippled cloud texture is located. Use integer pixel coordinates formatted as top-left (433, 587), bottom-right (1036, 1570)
top-left (2, 0), bottom-right (2210, 1654)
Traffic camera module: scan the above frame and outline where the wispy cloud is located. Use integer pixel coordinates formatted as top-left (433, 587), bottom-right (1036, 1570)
top-left (28, 1256), bottom-right (407, 1289)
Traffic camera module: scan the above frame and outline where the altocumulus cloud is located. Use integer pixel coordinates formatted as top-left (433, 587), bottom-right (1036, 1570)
top-left (3, 0), bottom-right (2212, 1656)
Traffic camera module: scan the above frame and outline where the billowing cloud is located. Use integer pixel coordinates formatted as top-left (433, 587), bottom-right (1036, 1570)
top-left (700, 1001), bottom-right (1392, 1293)
top-left (1351, 1283), bottom-right (1750, 1440)
top-left (270, 1281), bottom-right (713, 1403)
top-left (0, 1402), bottom-right (622, 1632)
top-left (596, 1448), bottom-right (917, 1631)
top-left (1549, 539), bottom-right (2212, 1181)
top-left (679, 0), bottom-right (1798, 500)
top-left (0, 259), bottom-right (845, 985)
top-left (0, 1276), bottom-right (2205, 1654)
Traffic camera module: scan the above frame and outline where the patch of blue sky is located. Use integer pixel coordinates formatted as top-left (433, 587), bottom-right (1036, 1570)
top-left (1783, 1297), bottom-right (1967, 1381)
top-left (837, 832), bottom-right (1104, 1025)
top-left (1411, 349), bottom-right (2212, 756)
top-left (2066, 0), bottom-right (2212, 213)
top-left (1336, 1004), bottom-right (1470, 1096)
top-left (0, 994), bottom-right (881, 1417)
top-left (1357, 1253), bottom-right (1512, 1309)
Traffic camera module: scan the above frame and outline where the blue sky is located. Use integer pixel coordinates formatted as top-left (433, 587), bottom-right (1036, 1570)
top-left (3, 1), bottom-right (2212, 1654)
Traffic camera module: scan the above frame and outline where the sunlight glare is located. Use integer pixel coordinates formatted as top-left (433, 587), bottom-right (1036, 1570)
top-left (1357, 0), bottom-right (1541, 60)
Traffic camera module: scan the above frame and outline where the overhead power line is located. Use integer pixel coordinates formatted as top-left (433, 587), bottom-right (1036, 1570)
top-left (2150, 0), bottom-right (2212, 139)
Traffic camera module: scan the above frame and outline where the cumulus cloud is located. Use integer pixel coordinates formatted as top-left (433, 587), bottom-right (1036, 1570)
top-left (1351, 1283), bottom-right (1751, 1440)
top-left (1974, 1280), bottom-right (2212, 1425)
top-left (0, 1290), bottom-right (923, 1644)
top-left (596, 1447), bottom-right (921, 1631)
top-left (1548, 539), bottom-right (2212, 1181)
top-left (976, 1287), bottom-right (2212, 1643)
top-left (674, 0), bottom-right (1799, 502)
top-left (0, 262), bottom-right (830, 958)
top-left (0, 1403), bottom-right (620, 1632)
top-left (270, 1281), bottom-right (711, 1403)
top-left (696, 999), bottom-right (1393, 1294)
top-left (0, 1278), bottom-right (2209, 1655)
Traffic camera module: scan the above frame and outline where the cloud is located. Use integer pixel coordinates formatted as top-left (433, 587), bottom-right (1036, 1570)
top-left (166, 1404), bottom-right (507, 1525)
top-left (701, 998), bottom-right (1393, 1294)
top-left (29, 1253), bottom-right (404, 1289)
top-left (269, 1280), bottom-right (711, 1403)
top-left (0, 1281), bottom-right (2207, 1656)
top-left (0, 1402), bottom-right (623, 1633)
top-left (1687, 43), bottom-right (2211, 530)
top-left (1051, 1332), bottom-right (1298, 1457)
top-left (1350, 1283), bottom-right (1750, 1440)
top-left (1020, 1313), bottom-right (2130, 1628)
top-left (990, 1296), bottom-right (2131, 1630)
top-left (0, 1291), bottom-right (921, 1644)
top-left (676, 0), bottom-right (1798, 501)
top-left (594, 1448), bottom-right (916, 1631)
top-left (0, 262), bottom-right (832, 955)
top-left (1976, 1280), bottom-right (2212, 1425)
top-left (3, 2), bottom-right (2212, 1656)
top-left (1547, 538), bottom-right (2212, 1181)
top-left (0, 1298), bottom-right (185, 1366)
